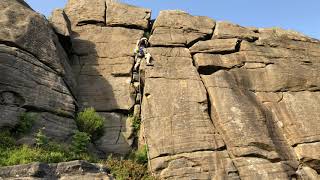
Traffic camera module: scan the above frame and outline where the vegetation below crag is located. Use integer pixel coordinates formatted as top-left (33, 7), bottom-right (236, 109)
top-left (0, 110), bottom-right (154, 179)
top-left (0, 111), bottom-right (97, 166)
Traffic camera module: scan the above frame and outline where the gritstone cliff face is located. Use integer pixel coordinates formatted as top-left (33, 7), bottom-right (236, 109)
top-left (0, 0), bottom-right (320, 179)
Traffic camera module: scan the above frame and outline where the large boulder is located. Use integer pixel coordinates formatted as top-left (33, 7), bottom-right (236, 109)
top-left (106, 2), bottom-right (151, 29)
top-left (64, 0), bottom-right (106, 26)
top-left (0, 45), bottom-right (75, 117)
top-left (0, 0), bottom-right (66, 74)
top-left (213, 21), bottom-right (259, 41)
top-left (0, 0), bottom-right (77, 147)
top-left (190, 38), bottom-right (239, 54)
top-left (149, 10), bottom-right (215, 47)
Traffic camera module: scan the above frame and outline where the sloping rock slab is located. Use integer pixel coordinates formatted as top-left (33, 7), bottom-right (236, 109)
top-left (64, 0), bottom-right (106, 26)
top-left (190, 38), bottom-right (239, 54)
top-left (0, 45), bottom-right (75, 117)
top-left (106, 2), bottom-right (151, 29)
top-left (0, 0), bottom-right (65, 73)
top-left (149, 10), bottom-right (215, 46)
top-left (213, 21), bottom-right (259, 41)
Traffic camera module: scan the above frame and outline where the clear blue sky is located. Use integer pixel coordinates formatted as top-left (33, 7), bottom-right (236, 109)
top-left (25, 0), bottom-right (320, 39)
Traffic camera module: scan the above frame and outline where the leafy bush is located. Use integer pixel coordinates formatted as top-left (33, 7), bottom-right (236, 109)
top-left (127, 145), bottom-right (149, 165)
top-left (75, 108), bottom-right (104, 139)
top-left (35, 128), bottom-right (49, 147)
top-left (134, 146), bottom-right (148, 165)
top-left (105, 155), bottom-right (155, 180)
top-left (15, 112), bottom-right (37, 135)
top-left (71, 131), bottom-right (91, 154)
top-left (0, 130), bottom-right (15, 149)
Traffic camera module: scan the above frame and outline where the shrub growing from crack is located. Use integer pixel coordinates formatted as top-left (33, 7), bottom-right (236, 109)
top-left (75, 107), bottom-right (104, 139)
top-left (131, 115), bottom-right (141, 135)
top-left (133, 145), bottom-right (148, 165)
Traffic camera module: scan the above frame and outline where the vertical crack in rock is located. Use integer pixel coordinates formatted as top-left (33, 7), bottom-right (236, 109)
top-left (192, 54), bottom-right (241, 179)
top-left (140, 10), bottom-right (243, 178)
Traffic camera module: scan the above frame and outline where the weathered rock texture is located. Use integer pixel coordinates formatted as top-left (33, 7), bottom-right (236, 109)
top-left (141, 9), bottom-right (320, 180)
top-left (149, 10), bottom-right (215, 47)
top-left (0, 0), bottom-right (77, 143)
top-left (62, 0), bottom-right (151, 155)
top-left (1, 0), bottom-right (320, 179)
top-left (0, 160), bottom-right (113, 179)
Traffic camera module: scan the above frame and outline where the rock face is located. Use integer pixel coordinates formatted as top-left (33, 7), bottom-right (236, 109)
top-left (63, 0), bottom-right (150, 155)
top-left (1, 0), bottom-right (320, 179)
top-left (95, 112), bottom-right (134, 155)
top-left (106, 2), bottom-right (151, 29)
top-left (67, 2), bottom-right (148, 113)
top-left (149, 10), bottom-right (215, 47)
top-left (0, 0), bottom-right (77, 143)
top-left (142, 11), bottom-right (320, 180)
top-left (50, 9), bottom-right (71, 36)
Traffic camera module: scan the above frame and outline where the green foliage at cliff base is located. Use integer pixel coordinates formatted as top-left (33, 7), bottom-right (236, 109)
top-left (105, 156), bottom-right (156, 180)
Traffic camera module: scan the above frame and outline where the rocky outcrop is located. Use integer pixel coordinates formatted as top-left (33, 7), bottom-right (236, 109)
top-left (149, 10), bottom-right (215, 47)
top-left (50, 9), bottom-right (71, 37)
top-left (213, 21), bottom-right (259, 41)
top-left (1, 0), bottom-right (320, 179)
top-left (106, 2), bottom-right (151, 29)
top-left (0, 0), bottom-right (77, 142)
top-left (141, 10), bottom-right (320, 180)
top-left (62, 0), bottom-right (151, 155)
top-left (0, 160), bottom-right (112, 179)
top-left (140, 47), bottom-right (235, 179)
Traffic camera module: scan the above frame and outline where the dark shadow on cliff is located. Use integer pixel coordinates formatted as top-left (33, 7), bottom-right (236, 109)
top-left (67, 31), bottom-right (133, 157)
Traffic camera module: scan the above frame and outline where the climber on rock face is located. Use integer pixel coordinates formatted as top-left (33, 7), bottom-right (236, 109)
top-left (134, 37), bottom-right (152, 71)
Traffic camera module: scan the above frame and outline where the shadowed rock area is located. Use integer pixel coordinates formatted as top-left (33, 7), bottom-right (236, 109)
top-left (0, 0), bottom-right (320, 179)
